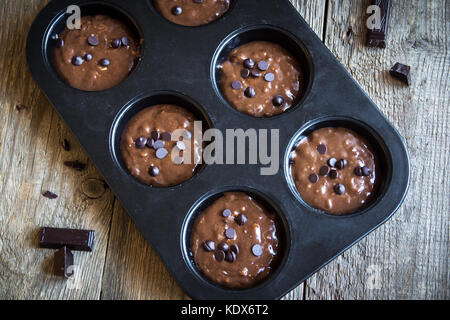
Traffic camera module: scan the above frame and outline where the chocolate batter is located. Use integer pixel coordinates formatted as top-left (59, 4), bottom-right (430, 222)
top-left (153, 0), bottom-right (231, 27)
top-left (121, 104), bottom-right (202, 187)
top-left (191, 192), bottom-right (281, 289)
top-left (290, 127), bottom-right (379, 214)
top-left (54, 15), bottom-right (141, 91)
top-left (220, 41), bottom-right (304, 117)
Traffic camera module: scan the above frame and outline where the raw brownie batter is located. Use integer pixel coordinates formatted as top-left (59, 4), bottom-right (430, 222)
top-left (191, 192), bottom-right (282, 289)
top-left (220, 41), bottom-right (304, 117)
top-left (121, 104), bottom-right (202, 187)
top-left (153, 0), bottom-right (231, 26)
top-left (290, 127), bottom-right (379, 214)
top-left (54, 15), bottom-right (141, 91)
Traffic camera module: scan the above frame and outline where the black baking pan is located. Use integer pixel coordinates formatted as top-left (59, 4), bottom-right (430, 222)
top-left (26, 0), bottom-right (410, 299)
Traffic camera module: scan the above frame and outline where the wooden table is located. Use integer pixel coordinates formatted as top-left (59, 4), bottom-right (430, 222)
top-left (0, 0), bottom-right (448, 300)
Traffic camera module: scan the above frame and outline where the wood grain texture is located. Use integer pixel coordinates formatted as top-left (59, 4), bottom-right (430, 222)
top-left (304, 0), bottom-right (449, 300)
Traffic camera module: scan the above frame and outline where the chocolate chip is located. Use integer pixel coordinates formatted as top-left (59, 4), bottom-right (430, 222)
top-left (251, 69), bottom-right (261, 78)
top-left (156, 148), bottom-right (168, 159)
top-left (176, 141), bottom-right (186, 150)
top-left (309, 173), bottom-right (319, 183)
top-left (217, 242), bottom-right (229, 252)
top-left (264, 72), bottom-right (275, 82)
top-left (334, 183), bottom-right (346, 195)
top-left (225, 228), bottom-right (236, 239)
top-left (230, 244), bottom-right (239, 255)
top-left (99, 58), bottom-right (110, 67)
top-left (161, 132), bottom-right (172, 141)
top-left (222, 209), bottom-right (232, 217)
top-left (121, 37), bottom-right (130, 47)
top-left (240, 68), bottom-right (250, 78)
top-left (225, 251), bottom-right (237, 263)
top-left (390, 62), bottom-right (411, 86)
top-left (149, 166), bottom-right (159, 177)
top-left (171, 6), bottom-right (182, 16)
top-left (202, 240), bottom-right (215, 252)
top-left (146, 139), bottom-right (154, 148)
top-left (87, 36), bottom-right (99, 46)
top-left (358, 166), bottom-right (372, 176)
top-left (257, 60), bottom-right (269, 71)
top-left (231, 80), bottom-right (242, 90)
top-left (153, 140), bottom-right (165, 150)
top-left (151, 131), bottom-right (160, 141)
top-left (272, 95), bottom-right (284, 107)
top-left (354, 166), bottom-right (363, 176)
top-left (111, 39), bottom-right (121, 48)
top-left (252, 244), bottom-right (263, 257)
top-left (244, 87), bottom-right (256, 98)
top-left (244, 58), bottom-right (255, 69)
top-left (328, 158), bottom-right (337, 168)
top-left (319, 166), bottom-right (330, 176)
top-left (55, 38), bottom-right (64, 48)
top-left (71, 56), bottom-right (84, 66)
top-left (214, 250), bottom-right (225, 262)
top-left (317, 144), bottom-right (327, 154)
top-left (135, 137), bottom-right (147, 149)
top-left (329, 169), bottom-right (339, 179)
top-left (85, 53), bottom-right (93, 61)
top-left (235, 213), bottom-right (247, 226)
top-left (43, 191), bottom-right (58, 199)
top-left (336, 159), bottom-right (348, 170)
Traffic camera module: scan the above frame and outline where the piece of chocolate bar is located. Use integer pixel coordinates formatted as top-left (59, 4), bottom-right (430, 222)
top-left (390, 62), bottom-right (412, 86)
top-left (367, 0), bottom-right (391, 48)
top-left (40, 227), bottom-right (94, 251)
top-left (54, 246), bottom-right (74, 278)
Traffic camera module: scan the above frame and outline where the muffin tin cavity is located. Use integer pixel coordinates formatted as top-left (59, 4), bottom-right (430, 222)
top-left (211, 25), bottom-right (314, 117)
top-left (43, 2), bottom-right (143, 91)
top-left (181, 188), bottom-right (290, 290)
top-left (110, 92), bottom-right (212, 187)
top-left (285, 117), bottom-right (392, 216)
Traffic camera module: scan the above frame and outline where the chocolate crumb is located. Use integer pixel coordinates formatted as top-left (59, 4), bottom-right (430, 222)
top-left (64, 160), bottom-right (87, 171)
top-left (62, 139), bottom-right (71, 151)
top-left (43, 191), bottom-right (58, 199)
top-left (15, 104), bottom-right (28, 111)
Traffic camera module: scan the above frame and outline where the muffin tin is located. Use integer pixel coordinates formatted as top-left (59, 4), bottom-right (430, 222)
top-left (27, 0), bottom-right (410, 299)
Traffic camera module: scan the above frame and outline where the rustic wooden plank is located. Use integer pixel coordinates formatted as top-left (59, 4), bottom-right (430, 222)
top-left (304, 0), bottom-right (449, 299)
top-left (0, 0), bottom-right (115, 299)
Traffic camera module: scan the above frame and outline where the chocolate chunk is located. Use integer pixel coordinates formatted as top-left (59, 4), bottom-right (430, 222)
top-left (390, 62), bottom-right (411, 86)
top-left (235, 213), bottom-right (247, 226)
top-left (334, 184), bottom-right (346, 195)
top-left (319, 166), bottom-right (330, 176)
top-left (202, 240), bottom-right (215, 252)
top-left (252, 244), bottom-right (263, 257)
top-left (367, 0), bottom-right (391, 48)
top-left (272, 95), bottom-right (284, 107)
top-left (156, 148), bottom-right (168, 159)
top-left (243, 58), bottom-right (255, 69)
top-left (264, 72), bottom-right (275, 82)
top-left (161, 132), bottom-right (172, 141)
top-left (146, 138), bottom-right (154, 148)
top-left (84, 53), bottom-right (93, 61)
top-left (222, 209), bottom-right (232, 217)
top-left (153, 140), bottom-right (165, 150)
top-left (62, 139), bottom-right (71, 151)
top-left (149, 165), bottom-right (159, 177)
top-left (244, 87), bottom-right (256, 98)
top-left (336, 159), bottom-right (348, 170)
top-left (328, 158), bottom-right (337, 168)
top-left (111, 39), bottom-right (121, 48)
top-left (225, 228), bottom-right (236, 239)
top-left (40, 227), bottom-right (95, 251)
top-left (55, 38), bottom-right (64, 48)
top-left (354, 166), bottom-right (363, 176)
top-left (251, 69), bottom-right (261, 78)
top-left (121, 36), bottom-right (130, 47)
top-left (172, 6), bottom-right (182, 16)
top-left (240, 68), bottom-right (250, 78)
top-left (217, 242), bottom-right (229, 252)
top-left (257, 60), bottom-right (269, 71)
top-left (231, 80), bottom-right (242, 90)
top-left (151, 131), bottom-right (160, 141)
top-left (135, 137), bottom-right (147, 149)
top-left (64, 160), bottom-right (86, 171)
top-left (87, 35), bottom-right (99, 46)
top-left (71, 56), bottom-right (84, 66)
top-left (329, 169), bottom-right (339, 180)
top-left (225, 251), bottom-right (237, 263)
top-left (176, 141), bottom-right (186, 151)
top-left (54, 246), bottom-right (74, 278)
top-left (43, 191), bottom-right (58, 199)
top-left (317, 144), bottom-right (327, 154)
top-left (214, 250), bottom-right (225, 262)
top-left (230, 244), bottom-right (239, 255)
top-left (99, 58), bottom-right (110, 67)
top-left (309, 173), bottom-right (319, 183)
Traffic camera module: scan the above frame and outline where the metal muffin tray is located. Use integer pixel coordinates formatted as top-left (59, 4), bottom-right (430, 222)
top-left (27, 0), bottom-right (410, 299)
